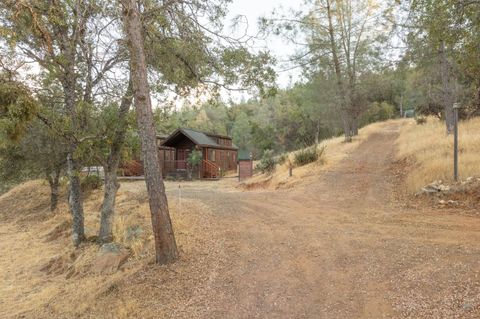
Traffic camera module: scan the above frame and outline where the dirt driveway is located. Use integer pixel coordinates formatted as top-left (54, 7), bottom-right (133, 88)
top-left (124, 122), bottom-right (480, 318)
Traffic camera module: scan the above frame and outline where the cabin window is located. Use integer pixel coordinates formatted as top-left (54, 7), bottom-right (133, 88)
top-left (209, 149), bottom-right (216, 162)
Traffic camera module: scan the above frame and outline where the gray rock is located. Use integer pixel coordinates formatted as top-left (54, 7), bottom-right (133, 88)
top-left (463, 303), bottom-right (473, 311)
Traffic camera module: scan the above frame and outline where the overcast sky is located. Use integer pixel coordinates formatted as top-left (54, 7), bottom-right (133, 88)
top-left (227, 0), bottom-right (303, 91)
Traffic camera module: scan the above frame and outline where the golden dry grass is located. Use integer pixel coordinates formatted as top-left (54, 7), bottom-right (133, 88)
top-left (241, 120), bottom-right (398, 190)
top-left (0, 179), bottom-right (225, 318)
top-left (396, 117), bottom-right (480, 193)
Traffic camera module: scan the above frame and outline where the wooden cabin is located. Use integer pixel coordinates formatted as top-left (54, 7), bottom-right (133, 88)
top-left (157, 128), bottom-right (238, 179)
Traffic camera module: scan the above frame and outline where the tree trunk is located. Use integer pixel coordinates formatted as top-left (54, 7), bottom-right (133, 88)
top-left (121, 0), bottom-right (178, 264)
top-left (98, 169), bottom-right (119, 243)
top-left (60, 44), bottom-right (86, 246)
top-left (351, 116), bottom-right (358, 136)
top-left (67, 152), bottom-right (85, 247)
top-left (342, 114), bottom-right (353, 142)
top-left (46, 167), bottom-right (61, 212)
top-left (315, 118), bottom-right (320, 145)
top-left (440, 40), bottom-right (455, 134)
top-left (98, 78), bottom-right (133, 243)
top-left (326, 0), bottom-right (352, 142)
top-left (399, 93), bottom-right (404, 118)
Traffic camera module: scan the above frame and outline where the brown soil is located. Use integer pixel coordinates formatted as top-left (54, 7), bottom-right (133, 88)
top-left (2, 121), bottom-right (480, 318)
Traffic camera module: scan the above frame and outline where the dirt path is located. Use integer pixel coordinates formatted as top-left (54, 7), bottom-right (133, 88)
top-left (159, 122), bottom-right (480, 318)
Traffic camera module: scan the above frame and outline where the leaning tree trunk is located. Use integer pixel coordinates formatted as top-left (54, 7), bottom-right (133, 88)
top-left (99, 169), bottom-right (119, 243)
top-left (98, 78), bottom-right (133, 243)
top-left (121, 0), bottom-right (178, 264)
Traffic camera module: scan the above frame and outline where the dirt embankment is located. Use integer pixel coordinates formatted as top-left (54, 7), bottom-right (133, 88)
top-left (0, 180), bottom-right (230, 319)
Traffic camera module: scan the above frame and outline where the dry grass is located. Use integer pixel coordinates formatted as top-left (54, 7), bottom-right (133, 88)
top-left (396, 117), bottom-right (480, 193)
top-left (0, 179), bottom-right (226, 319)
top-left (240, 120), bottom-right (397, 190)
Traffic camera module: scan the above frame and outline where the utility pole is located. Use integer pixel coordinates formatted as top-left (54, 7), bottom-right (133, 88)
top-left (453, 103), bottom-right (460, 181)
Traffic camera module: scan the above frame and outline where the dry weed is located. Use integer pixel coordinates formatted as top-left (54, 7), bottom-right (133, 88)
top-left (396, 117), bottom-right (480, 192)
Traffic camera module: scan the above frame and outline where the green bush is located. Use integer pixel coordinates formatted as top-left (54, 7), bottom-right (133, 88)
top-left (293, 145), bottom-right (325, 166)
top-left (81, 174), bottom-right (102, 191)
top-left (187, 150), bottom-right (202, 167)
top-left (256, 149), bottom-right (277, 175)
top-left (361, 101), bottom-right (396, 125)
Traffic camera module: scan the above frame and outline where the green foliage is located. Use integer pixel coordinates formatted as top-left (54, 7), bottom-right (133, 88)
top-left (231, 111), bottom-right (251, 150)
top-left (407, 0), bottom-right (480, 116)
top-left (0, 77), bottom-right (38, 142)
top-left (142, 1), bottom-right (276, 97)
top-left (256, 149), bottom-right (276, 175)
top-left (360, 102), bottom-right (395, 126)
top-left (251, 123), bottom-right (276, 154)
top-left (187, 150), bottom-right (202, 168)
top-left (81, 174), bottom-right (102, 192)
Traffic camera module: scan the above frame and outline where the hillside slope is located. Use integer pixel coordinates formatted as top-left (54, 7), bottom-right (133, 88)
top-left (240, 120), bottom-right (404, 190)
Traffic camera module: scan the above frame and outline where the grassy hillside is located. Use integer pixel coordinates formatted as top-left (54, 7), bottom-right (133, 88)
top-left (397, 117), bottom-right (480, 193)
top-left (0, 180), bottom-right (224, 318)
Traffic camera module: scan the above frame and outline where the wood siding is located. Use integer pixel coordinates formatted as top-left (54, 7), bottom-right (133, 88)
top-left (239, 160), bottom-right (253, 180)
top-left (205, 147), bottom-right (237, 172)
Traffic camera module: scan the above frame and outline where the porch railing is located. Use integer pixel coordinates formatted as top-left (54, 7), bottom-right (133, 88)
top-left (202, 159), bottom-right (220, 178)
top-left (160, 160), bottom-right (188, 174)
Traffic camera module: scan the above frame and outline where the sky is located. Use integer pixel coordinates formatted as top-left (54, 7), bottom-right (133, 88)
top-left (227, 0), bottom-right (303, 90)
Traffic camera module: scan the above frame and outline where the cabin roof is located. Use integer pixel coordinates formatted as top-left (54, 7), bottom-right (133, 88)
top-left (161, 128), bottom-right (238, 150)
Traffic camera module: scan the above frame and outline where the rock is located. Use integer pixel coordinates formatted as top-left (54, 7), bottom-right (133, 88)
top-left (93, 243), bottom-right (130, 275)
top-left (463, 303), bottom-right (473, 311)
top-left (420, 181), bottom-right (450, 194)
top-left (437, 184), bottom-right (450, 192)
top-left (420, 186), bottom-right (439, 194)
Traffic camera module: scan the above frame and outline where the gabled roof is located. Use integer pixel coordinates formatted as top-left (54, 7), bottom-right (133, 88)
top-left (161, 128), bottom-right (238, 150)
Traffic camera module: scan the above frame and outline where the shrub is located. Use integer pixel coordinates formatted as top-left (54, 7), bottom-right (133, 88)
top-left (360, 101), bottom-right (396, 125)
top-left (187, 150), bottom-right (202, 179)
top-left (293, 145), bottom-right (326, 166)
top-left (187, 150), bottom-right (202, 167)
top-left (415, 116), bottom-right (427, 125)
top-left (294, 146), bottom-right (318, 166)
top-left (81, 174), bottom-right (102, 191)
top-left (121, 160), bottom-right (144, 176)
top-left (256, 149), bottom-right (277, 175)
